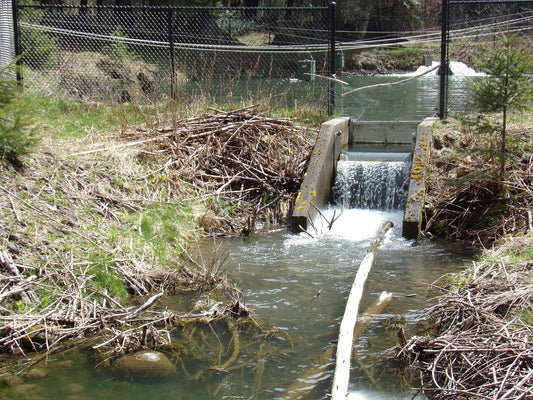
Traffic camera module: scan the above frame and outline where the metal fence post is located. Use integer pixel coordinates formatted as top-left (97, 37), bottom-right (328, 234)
top-left (11, 0), bottom-right (22, 85)
top-left (168, 6), bottom-right (176, 101)
top-left (438, 0), bottom-right (449, 119)
top-left (328, 1), bottom-right (336, 115)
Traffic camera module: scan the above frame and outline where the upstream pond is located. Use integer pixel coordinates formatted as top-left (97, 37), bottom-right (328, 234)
top-left (1, 64), bottom-right (478, 400)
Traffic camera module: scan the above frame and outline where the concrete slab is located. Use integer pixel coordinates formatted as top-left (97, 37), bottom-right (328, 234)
top-left (351, 121), bottom-right (419, 144)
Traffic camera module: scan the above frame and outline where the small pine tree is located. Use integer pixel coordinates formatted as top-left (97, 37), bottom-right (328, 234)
top-left (0, 67), bottom-right (40, 165)
top-left (469, 34), bottom-right (533, 184)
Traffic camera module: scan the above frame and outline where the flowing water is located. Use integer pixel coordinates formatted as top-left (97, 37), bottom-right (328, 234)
top-left (0, 67), bottom-right (478, 399)
top-left (187, 153), bottom-right (472, 399)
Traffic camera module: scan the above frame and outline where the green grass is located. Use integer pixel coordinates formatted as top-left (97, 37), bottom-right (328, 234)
top-left (23, 94), bottom-right (159, 140)
top-left (118, 202), bottom-right (199, 265)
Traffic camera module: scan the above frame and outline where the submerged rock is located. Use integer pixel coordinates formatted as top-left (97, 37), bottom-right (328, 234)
top-left (12, 383), bottom-right (42, 395)
top-left (55, 360), bottom-right (74, 369)
top-left (111, 350), bottom-right (176, 380)
top-left (62, 383), bottom-right (85, 394)
top-left (1, 374), bottom-right (24, 387)
top-left (25, 368), bottom-right (48, 380)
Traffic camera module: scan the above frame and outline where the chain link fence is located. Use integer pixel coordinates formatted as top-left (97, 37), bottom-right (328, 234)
top-left (441, 0), bottom-right (533, 116)
top-left (0, 0), bottom-right (15, 78)
top-left (8, 3), bottom-right (334, 109)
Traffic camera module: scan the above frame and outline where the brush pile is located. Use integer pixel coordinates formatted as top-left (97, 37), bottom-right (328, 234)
top-left (423, 119), bottom-right (533, 247)
top-left (123, 106), bottom-right (314, 235)
top-left (0, 243), bottom-right (236, 356)
top-left (0, 145), bottom-right (245, 357)
top-left (397, 236), bottom-right (533, 399)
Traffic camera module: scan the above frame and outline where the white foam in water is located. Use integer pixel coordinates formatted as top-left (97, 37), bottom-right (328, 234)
top-left (408, 61), bottom-right (485, 77)
top-left (307, 208), bottom-right (403, 242)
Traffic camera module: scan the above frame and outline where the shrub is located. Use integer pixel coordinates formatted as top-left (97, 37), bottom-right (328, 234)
top-left (0, 68), bottom-right (40, 164)
top-left (468, 34), bottom-right (533, 183)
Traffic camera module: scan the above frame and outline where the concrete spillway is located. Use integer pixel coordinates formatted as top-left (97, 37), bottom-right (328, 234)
top-left (290, 117), bottom-right (436, 239)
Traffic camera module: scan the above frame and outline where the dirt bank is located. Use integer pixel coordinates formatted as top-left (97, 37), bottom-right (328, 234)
top-left (0, 106), bottom-right (314, 359)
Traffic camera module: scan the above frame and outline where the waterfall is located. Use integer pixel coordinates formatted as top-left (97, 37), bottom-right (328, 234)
top-left (330, 153), bottom-right (410, 210)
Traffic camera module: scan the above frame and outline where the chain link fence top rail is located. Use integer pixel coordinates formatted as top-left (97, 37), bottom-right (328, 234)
top-left (10, 3), bottom-right (333, 108)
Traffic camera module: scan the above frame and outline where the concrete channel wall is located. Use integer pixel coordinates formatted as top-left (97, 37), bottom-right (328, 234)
top-left (291, 117), bottom-right (437, 238)
top-left (291, 117), bottom-right (351, 232)
top-left (402, 117), bottom-right (437, 238)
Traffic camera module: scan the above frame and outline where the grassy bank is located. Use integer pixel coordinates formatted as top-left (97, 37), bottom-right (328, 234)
top-left (0, 94), bottom-right (320, 359)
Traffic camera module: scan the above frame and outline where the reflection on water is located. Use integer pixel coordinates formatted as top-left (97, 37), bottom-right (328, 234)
top-left (338, 72), bottom-right (476, 121)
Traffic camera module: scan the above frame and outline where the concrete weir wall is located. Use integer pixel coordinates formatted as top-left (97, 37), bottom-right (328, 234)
top-left (291, 117), bottom-right (351, 232)
top-left (401, 117), bottom-right (437, 238)
top-left (291, 117), bottom-right (437, 238)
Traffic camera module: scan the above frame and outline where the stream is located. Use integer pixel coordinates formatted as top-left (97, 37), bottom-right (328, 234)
top-left (193, 208), bottom-right (472, 399)
top-left (0, 64), bottom-right (478, 399)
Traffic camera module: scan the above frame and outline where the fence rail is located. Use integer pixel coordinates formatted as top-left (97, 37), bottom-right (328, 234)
top-left (6, 2), bottom-right (335, 110)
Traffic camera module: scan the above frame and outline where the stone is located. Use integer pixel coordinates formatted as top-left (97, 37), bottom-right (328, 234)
top-left (62, 383), bottom-right (85, 394)
top-left (111, 350), bottom-right (176, 380)
top-left (1, 374), bottom-right (24, 387)
top-left (12, 383), bottom-right (42, 394)
top-left (55, 360), bottom-right (74, 369)
top-left (25, 368), bottom-right (48, 380)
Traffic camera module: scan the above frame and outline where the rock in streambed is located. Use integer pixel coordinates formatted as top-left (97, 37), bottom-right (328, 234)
top-left (111, 350), bottom-right (176, 380)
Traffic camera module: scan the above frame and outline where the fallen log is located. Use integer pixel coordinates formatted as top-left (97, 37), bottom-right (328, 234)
top-left (283, 291), bottom-right (392, 400)
top-left (331, 221), bottom-right (393, 400)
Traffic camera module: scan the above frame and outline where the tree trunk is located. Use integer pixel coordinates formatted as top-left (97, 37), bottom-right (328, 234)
top-left (331, 221), bottom-right (393, 400)
top-left (499, 105), bottom-right (507, 185)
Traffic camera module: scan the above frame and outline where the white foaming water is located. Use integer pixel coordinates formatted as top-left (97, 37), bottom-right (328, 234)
top-left (322, 208), bottom-right (402, 241)
top-left (285, 208), bottom-right (403, 247)
top-left (411, 61), bottom-right (485, 76)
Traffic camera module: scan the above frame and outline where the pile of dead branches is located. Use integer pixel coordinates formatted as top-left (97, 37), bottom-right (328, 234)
top-left (123, 106), bottom-right (314, 235)
top-left (423, 120), bottom-right (533, 247)
top-left (397, 243), bottom-right (533, 399)
top-left (0, 247), bottom-right (240, 356)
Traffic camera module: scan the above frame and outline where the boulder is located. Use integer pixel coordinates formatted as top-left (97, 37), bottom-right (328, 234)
top-left (111, 350), bottom-right (176, 381)
top-left (62, 383), bottom-right (85, 394)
